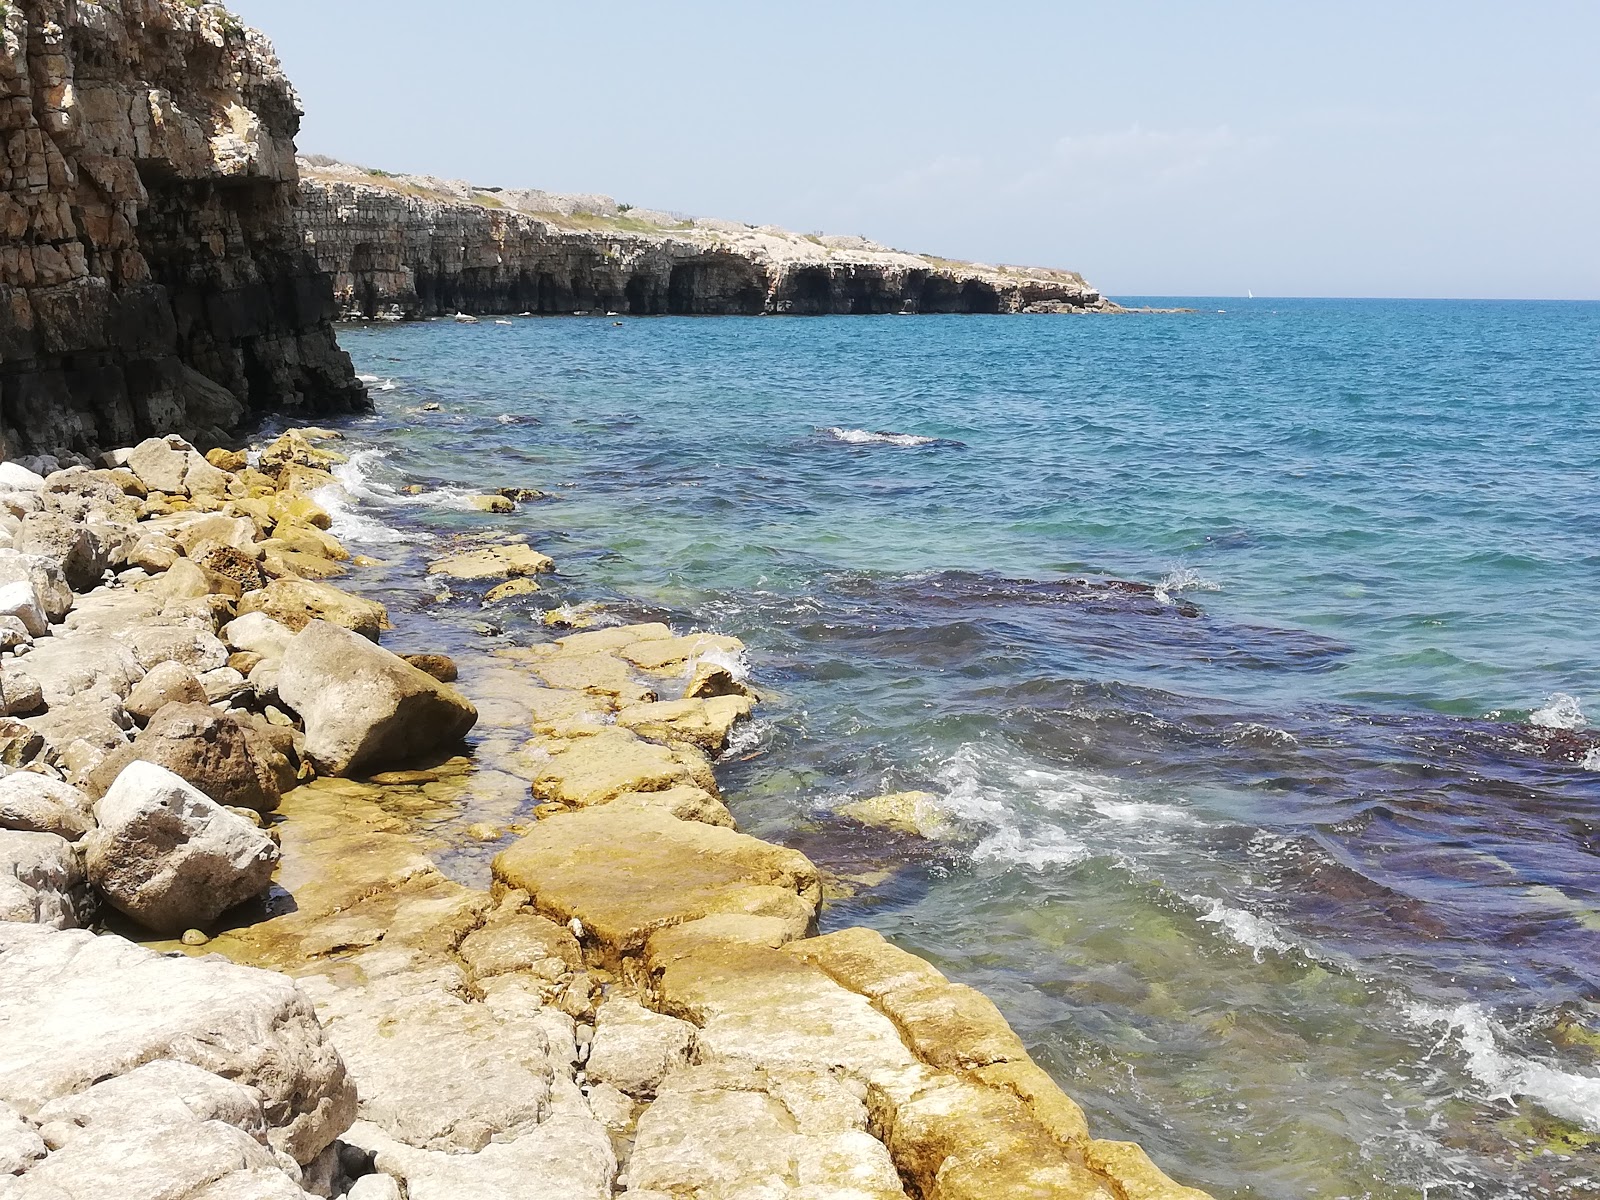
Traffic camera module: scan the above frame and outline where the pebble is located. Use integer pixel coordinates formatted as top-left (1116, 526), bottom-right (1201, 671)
top-left (180, 929), bottom-right (209, 946)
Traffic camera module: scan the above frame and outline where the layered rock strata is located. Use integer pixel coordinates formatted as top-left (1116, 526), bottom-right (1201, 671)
top-left (0, 2), bottom-right (367, 460)
top-left (298, 159), bottom-right (1118, 319)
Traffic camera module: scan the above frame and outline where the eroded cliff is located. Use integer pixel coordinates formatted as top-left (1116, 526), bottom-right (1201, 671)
top-left (0, 1), bottom-right (366, 458)
top-left (298, 159), bottom-right (1119, 319)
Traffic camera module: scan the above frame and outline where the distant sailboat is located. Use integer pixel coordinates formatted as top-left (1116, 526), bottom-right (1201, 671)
top-left (1247, 289), bottom-right (1254, 299)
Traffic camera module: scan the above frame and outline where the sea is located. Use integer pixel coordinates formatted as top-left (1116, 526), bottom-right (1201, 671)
top-left (307, 298), bottom-right (1599, 1200)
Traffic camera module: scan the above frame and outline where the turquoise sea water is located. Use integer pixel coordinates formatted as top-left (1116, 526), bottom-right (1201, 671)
top-left (318, 299), bottom-right (1599, 1199)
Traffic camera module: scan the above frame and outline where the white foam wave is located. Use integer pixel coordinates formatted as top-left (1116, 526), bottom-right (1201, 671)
top-left (1529, 692), bottom-right (1588, 731)
top-left (1195, 898), bottom-right (1297, 960)
top-left (1154, 566), bottom-right (1221, 605)
top-left (721, 717), bottom-right (770, 760)
top-left (685, 645), bottom-right (751, 683)
top-left (1091, 799), bottom-right (1201, 826)
top-left (822, 426), bottom-right (941, 447)
top-left (355, 374), bottom-right (398, 391)
top-left (1582, 747), bottom-right (1600, 771)
top-left (934, 746), bottom-right (1119, 868)
top-left (310, 448), bottom-right (421, 545)
top-left (1411, 1003), bottom-right (1600, 1131)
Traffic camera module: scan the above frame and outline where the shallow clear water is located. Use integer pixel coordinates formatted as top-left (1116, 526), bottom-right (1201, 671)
top-left (320, 300), bottom-right (1600, 1199)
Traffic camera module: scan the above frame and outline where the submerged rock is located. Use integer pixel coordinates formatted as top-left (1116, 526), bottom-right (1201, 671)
top-left (427, 543), bottom-right (554, 581)
top-left (276, 621), bottom-right (478, 776)
top-left (86, 761), bottom-right (280, 934)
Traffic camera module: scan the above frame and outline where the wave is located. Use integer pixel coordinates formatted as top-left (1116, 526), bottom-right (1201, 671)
top-left (1410, 1003), bottom-right (1600, 1131)
top-left (311, 448), bottom-right (490, 544)
top-left (1154, 566), bottom-right (1222, 606)
top-left (820, 426), bottom-right (963, 448)
top-left (355, 373), bottom-right (398, 391)
top-left (1528, 692), bottom-right (1588, 731)
top-left (1194, 897), bottom-right (1298, 960)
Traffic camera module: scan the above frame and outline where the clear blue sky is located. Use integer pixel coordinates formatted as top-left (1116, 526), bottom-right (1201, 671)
top-left (230, 1), bottom-right (1598, 299)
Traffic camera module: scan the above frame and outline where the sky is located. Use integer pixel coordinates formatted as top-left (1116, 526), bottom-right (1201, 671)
top-left (228, 1), bottom-right (1599, 300)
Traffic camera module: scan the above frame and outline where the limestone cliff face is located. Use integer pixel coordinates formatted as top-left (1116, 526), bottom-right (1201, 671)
top-left (298, 162), bottom-right (1116, 319)
top-left (0, 1), bottom-right (366, 458)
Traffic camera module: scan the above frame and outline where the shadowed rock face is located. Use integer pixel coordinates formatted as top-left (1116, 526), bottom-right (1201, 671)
top-left (0, 2), bottom-right (368, 458)
top-left (297, 161), bottom-right (1118, 319)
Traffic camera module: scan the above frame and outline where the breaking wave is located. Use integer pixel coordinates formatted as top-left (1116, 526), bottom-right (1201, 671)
top-left (1528, 692), bottom-right (1588, 731)
top-left (1411, 1003), bottom-right (1600, 1131)
top-left (820, 426), bottom-right (963, 448)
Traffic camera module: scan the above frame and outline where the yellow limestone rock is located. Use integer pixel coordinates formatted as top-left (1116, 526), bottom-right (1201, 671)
top-left (1084, 1141), bottom-right (1215, 1200)
top-left (492, 806), bottom-right (820, 965)
top-left (606, 785), bottom-right (736, 829)
top-left (614, 695), bottom-right (753, 753)
top-left (619, 633), bottom-right (744, 674)
top-left (786, 927), bottom-right (1029, 1071)
top-left (426, 543), bottom-right (553, 581)
top-left (467, 494), bottom-right (514, 513)
top-left (484, 577), bottom-right (540, 603)
top-left (554, 622), bottom-right (673, 655)
top-left (523, 649), bottom-right (655, 705)
top-left (838, 790), bottom-right (955, 840)
top-left (236, 578), bottom-right (390, 640)
top-left (524, 727), bottom-right (706, 808)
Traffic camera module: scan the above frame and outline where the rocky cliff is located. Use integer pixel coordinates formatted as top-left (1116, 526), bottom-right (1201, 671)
top-left (0, 1), bottom-right (366, 459)
top-left (298, 159), bottom-right (1119, 319)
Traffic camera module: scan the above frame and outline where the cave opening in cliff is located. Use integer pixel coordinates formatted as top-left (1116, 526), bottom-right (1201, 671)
top-left (784, 266), bottom-right (835, 315)
top-left (959, 280), bottom-right (1001, 314)
top-left (667, 259), bottom-right (767, 315)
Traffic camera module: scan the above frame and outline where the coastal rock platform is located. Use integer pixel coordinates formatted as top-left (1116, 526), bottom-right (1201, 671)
top-left (0, 428), bottom-right (1214, 1198)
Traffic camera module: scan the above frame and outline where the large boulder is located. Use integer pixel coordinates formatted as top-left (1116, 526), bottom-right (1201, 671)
top-left (237, 579), bottom-right (390, 641)
top-left (88, 702), bottom-right (294, 812)
top-left (125, 660), bottom-right (210, 724)
top-left (14, 1060), bottom-right (314, 1198)
top-left (0, 773), bottom-right (95, 840)
top-left (126, 436), bottom-right (229, 499)
top-left (0, 550), bottom-right (72, 621)
top-left (0, 923), bottom-right (355, 1165)
top-left (16, 512), bottom-right (103, 592)
top-left (0, 830), bottom-right (89, 929)
top-left (0, 579), bottom-right (48, 637)
top-left (22, 632), bottom-right (145, 706)
top-left (276, 621), bottom-right (477, 776)
top-left (0, 667), bottom-right (44, 717)
top-left (86, 761), bottom-right (280, 933)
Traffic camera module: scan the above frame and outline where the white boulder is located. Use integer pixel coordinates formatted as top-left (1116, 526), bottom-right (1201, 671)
top-left (0, 580), bottom-right (47, 638)
top-left (86, 761), bottom-right (279, 933)
top-left (0, 829), bottom-right (88, 929)
top-left (276, 621), bottom-right (477, 776)
top-left (0, 773), bottom-right (95, 840)
top-left (0, 924), bottom-right (355, 1166)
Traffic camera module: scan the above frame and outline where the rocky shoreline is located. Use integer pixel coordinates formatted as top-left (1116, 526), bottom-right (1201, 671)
top-left (0, 425), bottom-right (1212, 1199)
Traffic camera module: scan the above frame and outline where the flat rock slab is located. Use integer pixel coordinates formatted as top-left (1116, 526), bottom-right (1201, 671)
top-left (0, 924), bottom-right (355, 1166)
top-left (427, 543), bottom-right (553, 581)
top-left (493, 807), bottom-right (820, 965)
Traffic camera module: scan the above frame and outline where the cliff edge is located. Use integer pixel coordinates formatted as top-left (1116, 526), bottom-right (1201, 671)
top-left (0, 0), bottom-right (367, 458)
top-left (298, 158), bottom-right (1120, 319)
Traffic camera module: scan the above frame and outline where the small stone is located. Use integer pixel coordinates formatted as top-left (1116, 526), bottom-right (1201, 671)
top-left (400, 653), bottom-right (458, 682)
top-left (468, 494), bottom-right (514, 513)
top-left (180, 928), bottom-right (210, 946)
